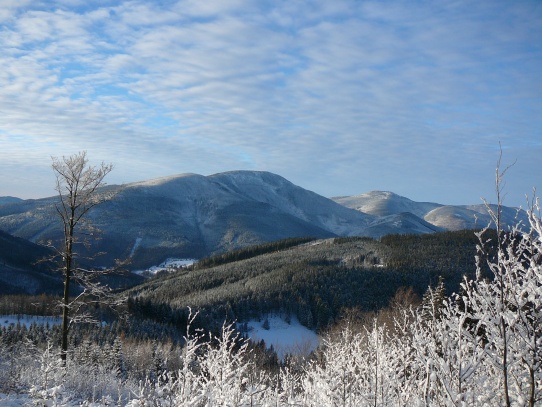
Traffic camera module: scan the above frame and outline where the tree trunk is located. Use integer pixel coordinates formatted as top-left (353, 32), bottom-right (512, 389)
top-left (60, 264), bottom-right (70, 363)
top-left (60, 218), bottom-right (74, 364)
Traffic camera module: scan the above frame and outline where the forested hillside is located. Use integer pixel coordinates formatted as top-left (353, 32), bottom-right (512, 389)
top-left (127, 230), bottom-right (486, 331)
top-left (0, 229), bottom-right (144, 296)
top-left (0, 229), bottom-right (62, 295)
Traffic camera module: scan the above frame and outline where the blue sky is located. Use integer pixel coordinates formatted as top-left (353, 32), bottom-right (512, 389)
top-left (1, 0), bottom-right (541, 208)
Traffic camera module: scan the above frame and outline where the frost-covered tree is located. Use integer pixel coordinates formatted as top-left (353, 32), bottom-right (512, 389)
top-left (461, 154), bottom-right (542, 407)
top-left (419, 276), bottom-right (447, 323)
top-left (411, 292), bottom-right (486, 406)
top-left (130, 311), bottom-right (205, 406)
top-left (386, 310), bottom-right (419, 406)
top-left (464, 216), bottom-right (542, 405)
top-left (199, 321), bottom-right (268, 406)
top-left (303, 323), bottom-right (365, 406)
top-left (360, 321), bottom-right (395, 406)
top-left (51, 151), bottom-right (117, 362)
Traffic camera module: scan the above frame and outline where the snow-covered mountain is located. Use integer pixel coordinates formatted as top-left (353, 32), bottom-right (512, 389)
top-left (334, 191), bottom-right (527, 232)
top-left (333, 191), bottom-right (442, 218)
top-left (424, 204), bottom-right (525, 231)
top-left (0, 172), bottom-right (527, 270)
top-left (362, 212), bottom-right (445, 237)
top-left (0, 171), bottom-right (374, 269)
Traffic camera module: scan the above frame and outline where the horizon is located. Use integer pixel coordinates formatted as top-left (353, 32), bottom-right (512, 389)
top-left (1, 0), bottom-right (541, 208)
top-left (0, 168), bottom-right (532, 210)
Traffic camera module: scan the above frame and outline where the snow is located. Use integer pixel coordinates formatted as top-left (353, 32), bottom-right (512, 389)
top-left (240, 315), bottom-right (319, 359)
top-left (0, 393), bottom-right (33, 406)
top-left (0, 315), bottom-right (61, 328)
top-left (0, 393), bottom-right (110, 407)
top-left (127, 173), bottom-right (197, 188)
top-left (334, 190), bottom-right (441, 218)
top-left (133, 258), bottom-right (196, 276)
top-left (128, 237), bottom-right (142, 257)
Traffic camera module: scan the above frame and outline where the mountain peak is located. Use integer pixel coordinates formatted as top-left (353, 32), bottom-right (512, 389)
top-left (333, 191), bottom-right (441, 218)
top-left (357, 191), bottom-right (399, 200)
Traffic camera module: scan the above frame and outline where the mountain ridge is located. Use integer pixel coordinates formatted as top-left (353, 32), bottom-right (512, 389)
top-left (0, 171), bottom-right (527, 271)
top-left (0, 171), bottom-right (372, 269)
top-left (333, 190), bottom-right (527, 232)
top-left (332, 190), bottom-right (442, 218)
top-left (0, 196), bottom-right (23, 205)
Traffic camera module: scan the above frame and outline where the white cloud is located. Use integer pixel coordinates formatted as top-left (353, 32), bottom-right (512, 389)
top-left (0, 0), bottom-right (540, 206)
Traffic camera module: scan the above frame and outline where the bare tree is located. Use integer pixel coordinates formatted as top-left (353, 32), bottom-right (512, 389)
top-left (51, 151), bottom-right (114, 362)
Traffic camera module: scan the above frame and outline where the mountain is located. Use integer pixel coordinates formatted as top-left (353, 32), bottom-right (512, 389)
top-left (362, 212), bottom-right (445, 237)
top-left (333, 191), bottom-right (441, 218)
top-left (0, 196), bottom-right (23, 205)
top-left (0, 172), bottom-right (526, 272)
top-left (0, 229), bottom-right (62, 295)
top-left (0, 229), bottom-right (144, 295)
top-left (0, 171), bottom-right (374, 270)
top-left (423, 204), bottom-right (525, 230)
top-left (334, 191), bottom-right (527, 232)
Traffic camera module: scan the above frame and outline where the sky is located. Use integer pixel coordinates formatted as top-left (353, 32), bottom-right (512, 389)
top-left (1, 0), bottom-right (541, 208)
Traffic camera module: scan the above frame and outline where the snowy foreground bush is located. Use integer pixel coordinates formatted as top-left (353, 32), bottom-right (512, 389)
top-left (1, 201), bottom-right (542, 406)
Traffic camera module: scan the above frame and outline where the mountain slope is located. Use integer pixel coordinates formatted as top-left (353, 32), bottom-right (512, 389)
top-left (127, 230), bottom-right (483, 330)
top-left (0, 196), bottom-right (23, 205)
top-left (333, 191), bottom-right (442, 218)
top-left (424, 203), bottom-right (525, 231)
top-left (0, 171), bottom-right (374, 269)
top-left (334, 191), bottom-right (527, 232)
top-left (0, 229), bottom-right (62, 295)
top-left (362, 212), bottom-right (445, 238)
top-left (209, 171), bottom-right (373, 236)
top-left (0, 229), bottom-right (144, 295)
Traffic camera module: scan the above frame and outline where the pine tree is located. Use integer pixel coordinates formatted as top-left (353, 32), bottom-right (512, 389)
top-left (420, 275), bottom-right (446, 323)
top-left (113, 337), bottom-right (127, 382)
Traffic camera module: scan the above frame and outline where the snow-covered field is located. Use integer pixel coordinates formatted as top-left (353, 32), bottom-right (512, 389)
top-left (0, 315), bottom-right (61, 328)
top-left (133, 258), bottom-right (196, 276)
top-left (0, 393), bottom-right (32, 407)
top-left (0, 393), bottom-right (44, 407)
top-left (241, 315), bottom-right (319, 359)
top-left (0, 393), bottom-right (114, 407)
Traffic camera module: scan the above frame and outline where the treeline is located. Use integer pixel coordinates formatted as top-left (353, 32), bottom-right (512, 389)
top-left (2, 231), bottom-right (489, 339)
top-left (0, 294), bottom-right (60, 316)
top-left (194, 236), bottom-right (316, 269)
